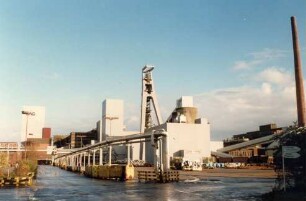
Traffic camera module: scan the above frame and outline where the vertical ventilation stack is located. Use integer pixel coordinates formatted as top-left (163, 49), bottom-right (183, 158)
top-left (291, 16), bottom-right (306, 127)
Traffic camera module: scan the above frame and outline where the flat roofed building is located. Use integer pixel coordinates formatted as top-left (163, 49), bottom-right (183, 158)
top-left (102, 99), bottom-right (124, 140)
top-left (145, 119), bottom-right (211, 164)
top-left (21, 106), bottom-right (45, 141)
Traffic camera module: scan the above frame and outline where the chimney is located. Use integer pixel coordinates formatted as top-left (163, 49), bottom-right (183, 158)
top-left (291, 16), bottom-right (306, 127)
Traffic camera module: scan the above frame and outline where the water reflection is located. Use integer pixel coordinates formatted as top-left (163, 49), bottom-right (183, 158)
top-left (0, 166), bottom-right (274, 201)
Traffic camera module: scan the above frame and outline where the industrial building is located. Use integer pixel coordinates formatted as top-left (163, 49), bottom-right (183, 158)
top-left (0, 106), bottom-right (52, 164)
top-left (145, 96), bottom-right (212, 164)
top-left (53, 130), bottom-right (98, 149)
top-left (223, 124), bottom-right (284, 147)
top-left (213, 124), bottom-right (286, 164)
top-left (0, 127), bottom-right (53, 164)
top-left (21, 106), bottom-right (46, 141)
top-left (52, 67), bottom-right (223, 168)
top-left (102, 99), bottom-right (124, 140)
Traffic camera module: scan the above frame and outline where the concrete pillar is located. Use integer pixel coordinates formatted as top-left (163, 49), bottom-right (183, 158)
top-left (162, 134), bottom-right (169, 171)
top-left (291, 16), bottom-right (306, 127)
top-left (88, 152), bottom-right (91, 166)
top-left (109, 145), bottom-right (112, 166)
top-left (159, 140), bottom-right (162, 172)
top-left (93, 150), bottom-right (96, 166)
top-left (77, 154), bottom-right (80, 167)
top-left (127, 144), bottom-right (130, 165)
top-left (99, 147), bottom-right (103, 165)
top-left (83, 153), bottom-right (86, 168)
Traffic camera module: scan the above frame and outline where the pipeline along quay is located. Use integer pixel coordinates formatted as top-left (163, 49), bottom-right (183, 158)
top-left (1, 165), bottom-right (275, 201)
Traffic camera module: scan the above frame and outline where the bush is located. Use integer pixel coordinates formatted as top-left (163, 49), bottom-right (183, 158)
top-left (15, 159), bottom-right (38, 177)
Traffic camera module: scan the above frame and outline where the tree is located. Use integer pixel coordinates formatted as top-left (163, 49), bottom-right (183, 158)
top-left (0, 152), bottom-right (8, 167)
top-left (273, 125), bottom-right (306, 191)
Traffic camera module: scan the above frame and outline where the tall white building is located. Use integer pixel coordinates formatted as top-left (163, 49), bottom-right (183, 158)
top-left (21, 106), bottom-right (45, 141)
top-left (102, 99), bottom-right (124, 140)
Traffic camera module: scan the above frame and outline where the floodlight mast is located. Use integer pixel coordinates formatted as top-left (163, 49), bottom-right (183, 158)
top-left (21, 110), bottom-right (35, 159)
top-left (139, 65), bottom-right (163, 160)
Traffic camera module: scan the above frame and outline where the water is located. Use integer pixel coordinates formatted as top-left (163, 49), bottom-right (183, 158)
top-left (0, 166), bottom-right (274, 201)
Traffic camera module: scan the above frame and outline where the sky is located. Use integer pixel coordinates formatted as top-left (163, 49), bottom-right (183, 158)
top-left (1, 0), bottom-right (306, 142)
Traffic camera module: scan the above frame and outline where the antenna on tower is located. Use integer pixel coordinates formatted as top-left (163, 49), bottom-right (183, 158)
top-left (139, 65), bottom-right (163, 160)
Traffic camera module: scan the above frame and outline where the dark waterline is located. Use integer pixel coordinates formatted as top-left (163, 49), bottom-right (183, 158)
top-left (0, 165), bottom-right (274, 201)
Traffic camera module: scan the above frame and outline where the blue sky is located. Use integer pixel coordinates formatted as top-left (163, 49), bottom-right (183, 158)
top-left (1, 0), bottom-right (306, 141)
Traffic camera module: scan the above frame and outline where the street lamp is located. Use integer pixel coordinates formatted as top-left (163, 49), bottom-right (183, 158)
top-left (103, 115), bottom-right (118, 166)
top-left (21, 110), bottom-right (35, 159)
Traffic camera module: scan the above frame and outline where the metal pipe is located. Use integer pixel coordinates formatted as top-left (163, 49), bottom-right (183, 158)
top-left (55, 132), bottom-right (167, 160)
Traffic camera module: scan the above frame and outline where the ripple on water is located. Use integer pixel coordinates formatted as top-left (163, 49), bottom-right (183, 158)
top-left (1, 166), bottom-right (274, 201)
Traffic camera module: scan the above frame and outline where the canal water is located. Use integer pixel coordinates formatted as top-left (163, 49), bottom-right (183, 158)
top-left (1, 165), bottom-right (274, 201)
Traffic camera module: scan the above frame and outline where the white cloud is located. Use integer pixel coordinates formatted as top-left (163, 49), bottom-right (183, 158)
top-left (261, 82), bottom-right (272, 94)
top-left (233, 48), bottom-right (287, 71)
top-left (194, 67), bottom-right (297, 140)
top-left (233, 60), bottom-right (261, 70)
top-left (249, 48), bottom-right (286, 60)
top-left (257, 67), bottom-right (292, 86)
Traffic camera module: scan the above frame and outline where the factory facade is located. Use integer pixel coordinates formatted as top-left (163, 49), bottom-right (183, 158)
top-left (145, 96), bottom-right (214, 164)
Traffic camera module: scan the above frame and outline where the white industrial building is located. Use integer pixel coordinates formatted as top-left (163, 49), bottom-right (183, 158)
top-left (102, 99), bottom-right (124, 140)
top-left (97, 96), bottom-right (223, 164)
top-left (21, 106), bottom-right (45, 141)
top-left (98, 99), bottom-right (140, 160)
top-left (145, 96), bottom-right (213, 164)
